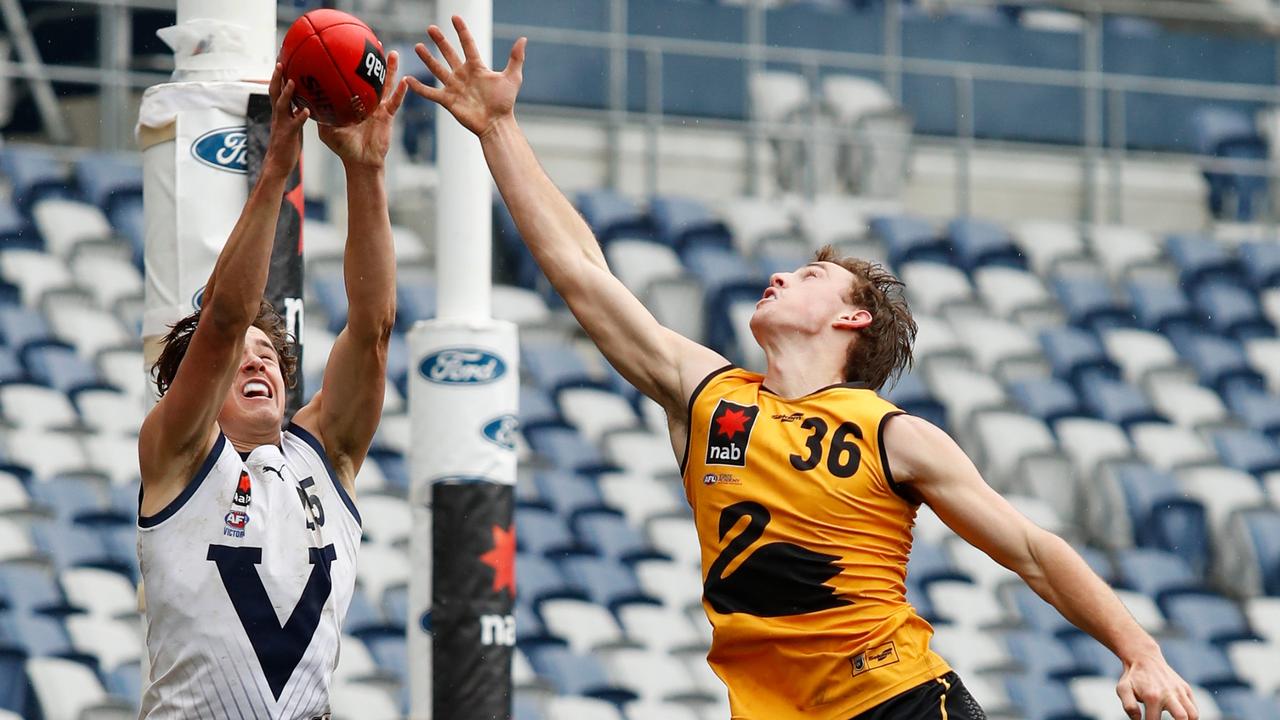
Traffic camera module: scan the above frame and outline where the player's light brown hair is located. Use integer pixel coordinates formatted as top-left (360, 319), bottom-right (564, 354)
top-left (814, 246), bottom-right (917, 392)
top-left (151, 299), bottom-right (298, 398)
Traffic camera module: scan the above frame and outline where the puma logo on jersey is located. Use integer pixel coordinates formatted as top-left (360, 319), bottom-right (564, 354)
top-left (706, 400), bottom-right (760, 468)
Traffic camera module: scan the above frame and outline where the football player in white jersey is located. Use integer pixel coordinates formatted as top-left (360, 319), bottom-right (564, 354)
top-left (136, 56), bottom-right (408, 719)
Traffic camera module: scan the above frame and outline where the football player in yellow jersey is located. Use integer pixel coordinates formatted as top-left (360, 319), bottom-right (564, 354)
top-left (410, 17), bottom-right (1199, 720)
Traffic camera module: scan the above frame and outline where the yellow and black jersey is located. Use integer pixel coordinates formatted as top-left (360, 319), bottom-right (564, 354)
top-left (682, 366), bottom-right (950, 719)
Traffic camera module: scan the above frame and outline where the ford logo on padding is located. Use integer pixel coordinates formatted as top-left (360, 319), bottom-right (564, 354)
top-left (419, 347), bottom-right (506, 385)
top-left (191, 126), bottom-right (248, 174)
top-left (481, 414), bottom-right (519, 450)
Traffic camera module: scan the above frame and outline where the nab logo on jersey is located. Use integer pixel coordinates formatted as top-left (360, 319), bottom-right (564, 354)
top-left (705, 399), bottom-right (760, 468)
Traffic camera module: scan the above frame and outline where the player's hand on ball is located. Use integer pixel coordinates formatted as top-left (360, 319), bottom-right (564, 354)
top-left (318, 50), bottom-right (409, 169)
top-left (265, 62), bottom-right (309, 175)
top-left (407, 15), bottom-right (526, 138)
top-left (1116, 650), bottom-right (1199, 720)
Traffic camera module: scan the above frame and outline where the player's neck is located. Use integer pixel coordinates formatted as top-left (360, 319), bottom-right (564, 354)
top-left (222, 425), bottom-right (283, 454)
top-left (761, 345), bottom-right (845, 400)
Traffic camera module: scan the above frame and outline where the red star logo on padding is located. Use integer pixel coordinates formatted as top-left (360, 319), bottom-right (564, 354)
top-left (715, 408), bottom-right (750, 439)
top-left (479, 524), bottom-right (516, 597)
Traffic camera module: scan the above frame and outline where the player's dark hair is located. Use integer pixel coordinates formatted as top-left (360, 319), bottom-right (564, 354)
top-left (814, 246), bottom-right (916, 392)
top-left (151, 299), bottom-right (297, 398)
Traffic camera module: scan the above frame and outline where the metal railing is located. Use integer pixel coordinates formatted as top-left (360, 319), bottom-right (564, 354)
top-left (9, 0), bottom-right (1280, 227)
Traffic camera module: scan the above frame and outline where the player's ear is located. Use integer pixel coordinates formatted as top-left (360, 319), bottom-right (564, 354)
top-left (833, 308), bottom-right (871, 331)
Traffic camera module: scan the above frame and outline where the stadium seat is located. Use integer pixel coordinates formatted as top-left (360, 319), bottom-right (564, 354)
top-left (616, 603), bottom-right (703, 655)
top-left (871, 215), bottom-right (948, 268)
top-left (0, 198), bottom-right (37, 251)
top-left (73, 151), bottom-right (142, 214)
top-left (1161, 592), bottom-right (1255, 645)
top-left (883, 372), bottom-right (947, 431)
top-left (1063, 634), bottom-right (1123, 678)
top-left (1054, 417), bottom-right (1133, 477)
top-left (1114, 548), bottom-right (1201, 599)
top-left (1223, 508), bottom-right (1280, 597)
top-left (0, 382), bottom-right (77, 430)
top-left (8, 428), bottom-right (90, 478)
top-left (925, 580), bottom-right (1007, 628)
top-left (574, 510), bottom-right (661, 563)
top-left (0, 305), bottom-right (56, 351)
top-left (26, 656), bottom-right (134, 720)
top-left (538, 598), bottom-right (623, 654)
top-left (330, 683), bottom-right (401, 720)
top-left (1165, 232), bottom-right (1243, 291)
top-left (73, 388), bottom-right (141, 438)
top-left (96, 349), bottom-right (145, 402)
top-left (912, 313), bottom-right (971, 370)
top-left (1225, 640), bottom-right (1280, 697)
top-left (1192, 106), bottom-right (1268, 221)
top-left (1086, 225), bottom-right (1164, 282)
top-left (1102, 463), bottom-right (1209, 573)
top-left (517, 553), bottom-right (582, 606)
top-left (1194, 282), bottom-right (1275, 341)
top-left (719, 196), bottom-right (796, 257)
top-left (1213, 428), bottom-right (1280, 477)
top-left (600, 647), bottom-right (709, 704)
top-left (557, 386), bottom-right (639, 445)
top-left (4, 612), bottom-right (76, 659)
top-left (1003, 674), bottom-right (1087, 720)
top-left (1127, 279), bottom-right (1198, 335)
top-left (560, 555), bottom-right (655, 611)
top-left (929, 625), bottom-right (1014, 678)
top-left (633, 558), bottom-right (701, 612)
top-left (1145, 379), bottom-right (1230, 430)
top-left (1130, 423), bottom-right (1217, 472)
top-left (1101, 328), bottom-right (1187, 387)
top-left (521, 340), bottom-right (599, 391)
top-left (65, 614), bottom-right (141, 672)
top-left (973, 266), bottom-right (1061, 328)
top-left (533, 473), bottom-right (605, 521)
top-left (1158, 636), bottom-right (1244, 690)
top-left (395, 275), bottom-right (437, 329)
top-left (898, 262), bottom-right (975, 317)
top-left (949, 315), bottom-right (1045, 381)
top-left (601, 430), bottom-right (679, 479)
top-left (59, 568), bottom-right (137, 621)
top-left (1077, 376), bottom-right (1162, 428)
top-left (0, 472), bottom-right (32, 515)
top-left (31, 199), bottom-right (113, 258)
top-left (1039, 326), bottom-right (1119, 388)
top-left (1170, 331), bottom-right (1266, 397)
top-left (1010, 221), bottom-right (1090, 277)
top-left (649, 196), bottom-right (732, 252)
top-left (576, 190), bottom-right (653, 244)
top-left (947, 217), bottom-right (1025, 272)
top-left (543, 694), bottom-right (626, 720)
top-left (358, 495), bottom-right (411, 548)
top-left (0, 146), bottom-right (72, 209)
top-left (970, 411), bottom-right (1064, 494)
top-left (24, 343), bottom-right (104, 394)
top-left (925, 365), bottom-right (1009, 430)
top-left (1053, 275), bottom-right (1134, 332)
top-left (311, 271), bottom-right (349, 334)
top-left (525, 425), bottom-right (611, 474)
top-left (1216, 688), bottom-right (1280, 720)
top-left (1240, 239), bottom-right (1280, 289)
top-left (1004, 630), bottom-right (1089, 680)
top-left (525, 643), bottom-right (633, 702)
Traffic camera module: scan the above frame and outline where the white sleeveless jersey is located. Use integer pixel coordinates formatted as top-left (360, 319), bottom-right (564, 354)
top-left (137, 423), bottom-right (362, 720)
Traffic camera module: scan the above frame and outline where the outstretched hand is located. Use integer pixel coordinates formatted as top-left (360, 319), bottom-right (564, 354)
top-left (318, 50), bottom-right (409, 169)
top-left (265, 62), bottom-right (309, 176)
top-left (1116, 651), bottom-right (1199, 720)
top-left (405, 15), bottom-right (526, 138)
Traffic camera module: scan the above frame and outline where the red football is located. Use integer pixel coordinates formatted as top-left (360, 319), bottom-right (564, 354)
top-left (279, 9), bottom-right (387, 126)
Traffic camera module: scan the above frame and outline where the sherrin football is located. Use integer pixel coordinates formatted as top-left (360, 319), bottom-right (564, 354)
top-left (279, 9), bottom-right (387, 126)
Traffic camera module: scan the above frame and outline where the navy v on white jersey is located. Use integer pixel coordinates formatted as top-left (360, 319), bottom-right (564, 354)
top-left (137, 423), bottom-right (361, 720)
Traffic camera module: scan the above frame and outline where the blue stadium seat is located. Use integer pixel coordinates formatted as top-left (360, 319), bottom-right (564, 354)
top-left (525, 643), bottom-right (635, 702)
top-left (360, 628), bottom-right (408, 685)
top-left (558, 555), bottom-right (654, 611)
top-left (884, 373), bottom-right (947, 432)
top-left (534, 472), bottom-right (606, 519)
top-left (1216, 688), bottom-right (1280, 720)
top-left (311, 272), bottom-right (349, 334)
top-left (1236, 509), bottom-right (1280, 595)
top-left (1039, 326), bottom-right (1120, 387)
top-left (573, 511), bottom-right (662, 563)
top-left (1222, 386), bottom-right (1280, 437)
top-left (1110, 463), bottom-right (1209, 575)
top-left (517, 553), bottom-right (583, 606)
top-left (1114, 548), bottom-right (1201, 599)
top-left (0, 347), bottom-right (28, 385)
top-left (1004, 631), bottom-right (1088, 680)
top-left (0, 612), bottom-right (75, 658)
top-left (521, 341), bottom-right (595, 391)
top-left (23, 344), bottom-right (104, 395)
top-left (871, 215), bottom-right (948, 268)
top-left (73, 152), bottom-right (142, 214)
top-left (97, 525), bottom-right (139, 582)
top-left (1009, 377), bottom-right (1085, 425)
top-left (107, 195), bottom-right (145, 266)
top-left (0, 199), bottom-right (38, 251)
top-left (905, 539), bottom-right (970, 588)
top-left (0, 306), bottom-right (55, 352)
top-left (1169, 331), bottom-right (1266, 397)
top-left (385, 333), bottom-right (409, 399)
top-left (1165, 233), bottom-right (1243, 291)
top-left (1065, 635), bottom-right (1123, 678)
top-left (104, 660), bottom-right (141, 708)
top-left (0, 645), bottom-right (32, 717)
top-left (1213, 428), bottom-right (1280, 477)
top-left (0, 147), bottom-right (72, 210)
top-left (1158, 637), bottom-right (1245, 691)
top-left (520, 386), bottom-right (561, 428)
top-left (28, 475), bottom-right (111, 526)
top-left (1240, 240), bottom-right (1280, 289)
top-left (1003, 674), bottom-right (1088, 720)
top-left (1191, 106), bottom-right (1268, 222)
top-left (516, 503), bottom-right (580, 558)
top-left (0, 563), bottom-right (77, 617)
top-left (1127, 280), bottom-right (1199, 335)
top-left (576, 190), bottom-right (653, 244)
top-left (947, 218), bottom-right (1025, 272)
top-left (494, 199), bottom-right (544, 294)
top-left (1077, 376), bottom-right (1162, 428)
top-left (395, 278), bottom-right (437, 330)
top-left (1053, 275), bottom-right (1133, 332)
top-left (380, 584), bottom-right (408, 632)
top-left (344, 587), bottom-right (391, 636)
top-left (369, 449), bottom-right (408, 493)
top-left (1159, 592), bottom-right (1256, 645)
top-left (32, 523), bottom-right (129, 577)
top-left (650, 195), bottom-right (733, 251)
top-left (515, 597), bottom-right (546, 641)
top-left (1193, 283), bottom-right (1274, 341)
top-left (514, 693), bottom-right (545, 720)
top-left (1008, 585), bottom-right (1075, 638)
top-left (680, 245), bottom-right (760, 297)
top-left (523, 424), bottom-right (612, 474)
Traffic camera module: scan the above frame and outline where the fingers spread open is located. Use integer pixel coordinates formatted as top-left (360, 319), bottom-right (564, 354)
top-left (504, 37), bottom-right (527, 79)
top-left (453, 15), bottom-right (483, 64)
top-left (415, 42), bottom-right (450, 84)
top-left (429, 24), bottom-right (464, 70)
top-left (405, 76), bottom-right (444, 104)
top-left (385, 77), bottom-right (410, 116)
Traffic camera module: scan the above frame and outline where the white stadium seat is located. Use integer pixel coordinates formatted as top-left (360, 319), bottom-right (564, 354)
top-left (540, 598), bottom-right (624, 653)
top-left (61, 567), bottom-right (139, 620)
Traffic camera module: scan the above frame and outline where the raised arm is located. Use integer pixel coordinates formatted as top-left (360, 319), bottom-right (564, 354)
top-left (882, 414), bottom-right (1198, 720)
top-left (405, 18), bottom-right (727, 429)
top-left (140, 68), bottom-right (308, 502)
top-left (292, 52), bottom-right (408, 492)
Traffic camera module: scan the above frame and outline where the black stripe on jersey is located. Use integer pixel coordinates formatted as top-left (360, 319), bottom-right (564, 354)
top-left (139, 433), bottom-right (227, 528)
top-left (680, 363), bottom-right (737, 475)
top-left (287, 422), bottom-right (361, 527)
top-left (877, 411), bottom-right (919, 505)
